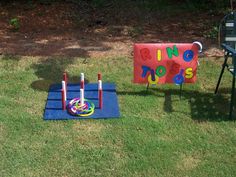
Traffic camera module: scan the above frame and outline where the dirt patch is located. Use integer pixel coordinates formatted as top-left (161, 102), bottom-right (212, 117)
top-left (197, 121), bottom-right (215, 132)
top-left (177, 154), bottom-right (201, 171)
top-left (0, 1), bottom-right (224, 58)
top-left (73, 121), bottom-right (106, 133)
top-left (73, 121), bottom-right (108, 148)
top-left (0, 123), bottom-right (5, 142)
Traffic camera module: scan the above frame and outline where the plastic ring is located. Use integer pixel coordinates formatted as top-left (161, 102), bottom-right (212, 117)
top-left (193, 41), bottom-right (203, 53)
top-left (148, 74), bottom-right (159, 85)
top-left (67, 98), bottom-right (95, 117)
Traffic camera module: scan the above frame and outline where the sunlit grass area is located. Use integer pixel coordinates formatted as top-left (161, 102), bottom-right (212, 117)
top-left (0, 55), bottom-right (236, 177)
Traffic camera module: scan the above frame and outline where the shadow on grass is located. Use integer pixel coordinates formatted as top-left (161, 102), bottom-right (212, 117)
top-left (118, 88), bottom-right (234, 121)
top-left (1, 54), bottom-right (21, 61)
top-left (209, 87), bottom-right (234, 94)
top-left (30, 57), bottom-right (90, 92)
top-left (0, 54), bottom-right (83, 92)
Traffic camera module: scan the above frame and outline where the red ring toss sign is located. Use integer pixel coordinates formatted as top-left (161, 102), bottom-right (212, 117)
top-left (133, 43), bottom-right (199, 85)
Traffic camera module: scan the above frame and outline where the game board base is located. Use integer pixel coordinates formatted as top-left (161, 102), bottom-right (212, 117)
top-left (44, 83), bottom-right (120, 120)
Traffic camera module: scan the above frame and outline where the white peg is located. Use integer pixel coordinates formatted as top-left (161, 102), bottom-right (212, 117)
top-left (62, 81), bottom-right (67, 101)
top-left (81, 73), bottom-right (84, 81)
top-left (80, 88), bottom-right (84, 106)
top-left (98, 80), bottom-right (102, 90)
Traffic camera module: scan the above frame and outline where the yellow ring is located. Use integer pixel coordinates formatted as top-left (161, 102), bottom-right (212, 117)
top-left (148, 74), bottom-right (159, 85)
top-left (79, 109), bottom-right (95, 117)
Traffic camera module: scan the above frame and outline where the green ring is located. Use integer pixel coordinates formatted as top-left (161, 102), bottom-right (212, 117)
top-left (156, 65), bottom-right (166, 77)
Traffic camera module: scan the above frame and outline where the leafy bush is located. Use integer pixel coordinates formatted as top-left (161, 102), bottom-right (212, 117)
top-left (9, 18), bottom-right (20, 31)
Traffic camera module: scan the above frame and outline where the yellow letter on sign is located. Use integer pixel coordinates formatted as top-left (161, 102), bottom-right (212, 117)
top-left (157, 49), bottom-right (162, 61)
top-left (185, 68), bottom-right (193, 79)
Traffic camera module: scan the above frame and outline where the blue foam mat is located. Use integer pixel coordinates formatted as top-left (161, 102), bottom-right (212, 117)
top-left (44, 83), bottom-right (120, 120)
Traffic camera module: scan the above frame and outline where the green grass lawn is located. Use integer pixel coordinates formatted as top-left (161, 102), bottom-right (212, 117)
top-left (0, 55), bottom-right (236, 177)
